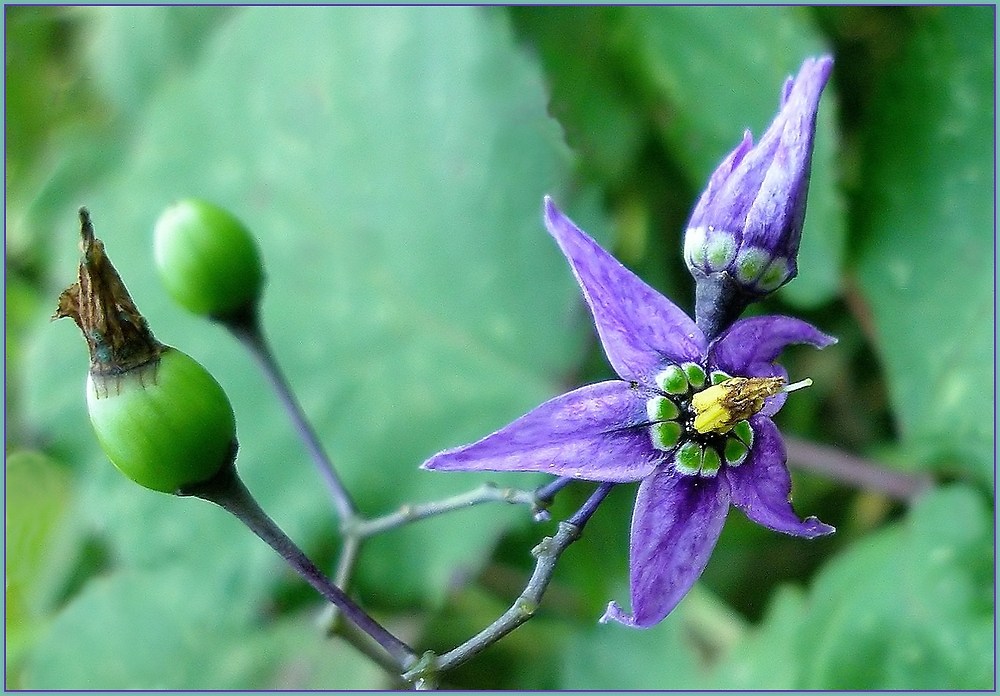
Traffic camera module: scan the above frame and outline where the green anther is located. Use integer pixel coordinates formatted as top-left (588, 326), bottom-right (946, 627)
top-left (710, 370), bottom-right (732, 385)
top-left (683, 362), bottom-right (706, 389)
top-left (676, 442), bottom-right (703, 475)
top-left (758, 257), bottom-right (791, 292)
top-left (701, 447), bottom-right (722, 476)
top-left (656, 365), bottom-right (689, 395)
top-left (724, 437), bottom-right (749, 465)
top-left (650, 421), bottom-right (682, 451)
top-left (646, 396), bottom-right (680, 422)
top-left (735, 247), bottom-right (770, 283)
top-left (705, 234), bottom-right (737, 272)
top-left (733, 420), bottom-right (754, 447)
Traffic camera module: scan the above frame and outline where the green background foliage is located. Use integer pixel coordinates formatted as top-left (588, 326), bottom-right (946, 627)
top-left (6, 6), bottom-right (994, 690)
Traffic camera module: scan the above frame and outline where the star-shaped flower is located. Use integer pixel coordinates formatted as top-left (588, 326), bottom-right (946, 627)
top-left (423, 198), bottom-right (836, 628)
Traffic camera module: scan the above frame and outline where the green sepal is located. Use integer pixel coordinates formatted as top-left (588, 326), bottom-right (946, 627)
top-left (724, 437), bottom-right (749, 465)
top-left (732, 419), bottom-right (754, 447)
top-left (676, 442), bottom-right (703, 475)
top-left (701, 447), bottom-right (722, 476)
top-left (656, 365), bottom-right (689, 395)
top-left (646, 395), bottom-right (680, 422)
top-left (682, 362), bottom-right (706, 389)
top-left (650, 421), bottom-right (682, 451)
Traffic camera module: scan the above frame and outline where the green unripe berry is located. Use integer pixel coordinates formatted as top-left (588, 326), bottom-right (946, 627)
top-left (87, 347), bottom-right (237, 493)
top-left (153, 199), bottom-right (264, 319)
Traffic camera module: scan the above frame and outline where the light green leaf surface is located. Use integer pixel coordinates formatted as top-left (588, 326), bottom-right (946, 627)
top-left (714, 485), bottom-right (993, 690)
top-left (21, 567), bottom-right (386, 689)
top-left (854, 7), bottom-right (993, 484)
top-left (20, 6), bottom-right (601, 687)
top-left (614, 6), bottom-right (844, 308)
top-left (559, 584), bottom-right (746, 689)
top-left (5, 451), bottom-right (81, 685)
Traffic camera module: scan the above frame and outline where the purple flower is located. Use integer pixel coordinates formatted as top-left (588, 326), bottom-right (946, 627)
top-left (423, 198), bottom-right (836, 628)
top-left (685, 56), bottom-right (833, 338)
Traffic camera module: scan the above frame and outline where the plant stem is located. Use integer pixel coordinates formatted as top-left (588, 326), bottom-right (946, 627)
top-left (182, 460), bottom-right (416, 670)
top-left (224, 310), bottom-right (357, 522)
top-left (348, 482), bottom-right (540, 538)
top-left (321, 480), bottom-right (550, 639)
top-left (421, 482), bottom-right (611, 676)
top-left (534, 476), bottom-right (574, 505)
top-left (784, 436), bottom-right (933, 501)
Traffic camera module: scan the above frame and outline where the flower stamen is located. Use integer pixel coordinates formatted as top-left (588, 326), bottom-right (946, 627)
top-left (691, 376), bottom-right (811, 435)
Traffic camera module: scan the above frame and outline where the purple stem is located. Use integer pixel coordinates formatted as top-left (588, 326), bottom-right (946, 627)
top-left (535, 476), bottom-right (574, 503)
top-left (224, 310), bottom-right (356, 522)
top-left (183, 461), bottom-right (415, 669)
top-left (568, 482), bottom-right (614, 528)
top-left (784, 436), bottom-right (933, 501)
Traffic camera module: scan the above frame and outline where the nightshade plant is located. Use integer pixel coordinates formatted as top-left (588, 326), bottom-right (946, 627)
top-left (424, 54), bottom-right (837, 629)
top-left (424, 198), bottom-right (835, 628)
top-left (56, 54), bottom-right (836, 686)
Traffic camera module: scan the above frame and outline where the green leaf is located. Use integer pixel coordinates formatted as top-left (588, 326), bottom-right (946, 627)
top-left (508, 7), bottom-right (646, 183)
top-left (710, 485), bottom-right (994, 689)
top-left (20, 566), bottom-right (386, 689)
top-left (559, 584), bottom-right (746, 689)
top-left (854, 7), bottom-right (993, 484)
top-left (20, 6), bottom-right (603, 685)
top-left (613, 7), bottom-right (844, 308)
top-left (5, 451), bottom-right (81, 685)
top-left (80, 6), bottom-right (233, 118)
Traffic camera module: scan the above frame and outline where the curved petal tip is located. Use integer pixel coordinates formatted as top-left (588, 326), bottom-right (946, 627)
top-left (599, 601), bottom-right (646, 628)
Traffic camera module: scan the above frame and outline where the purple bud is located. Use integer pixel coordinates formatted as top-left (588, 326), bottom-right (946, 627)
top-left (685, 56), bottom-right (833, 338)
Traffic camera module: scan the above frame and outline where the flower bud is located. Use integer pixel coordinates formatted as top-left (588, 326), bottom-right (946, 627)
top-left (153, 199), bottom-right (264, 320)
top-left (684, 56), bottom-right (833, 338)
top-left (55, 208), bottom-right (237, 493)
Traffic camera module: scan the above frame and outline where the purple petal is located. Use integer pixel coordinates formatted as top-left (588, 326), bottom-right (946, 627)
top-left (544, 197), bottom-right (706, 384)
top-left (708, 315), bottom-right (836, 376)
top-left (600, 469), bottom-right (730, 628)
top-left (726, 416), bottom-right (835, 538)
top-left (687, 130), bottom-right (753, 230)
top-left (741, 56), bottom-right (833, 258)
top-left (422, 381), bottom-right (661, 483)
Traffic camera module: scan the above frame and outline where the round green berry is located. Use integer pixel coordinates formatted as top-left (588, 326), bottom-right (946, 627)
top-left (86, 347), bottom-right (237, 493)
top-left (153, 199), bottom-right (264, 319)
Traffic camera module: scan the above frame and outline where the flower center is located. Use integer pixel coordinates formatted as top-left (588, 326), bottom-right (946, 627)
top-left (645, 364), bottom-right (811, 478)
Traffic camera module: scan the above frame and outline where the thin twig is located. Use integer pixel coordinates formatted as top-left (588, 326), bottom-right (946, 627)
top-left (224, 310), bottom-right (357, 522)
top-left (535, 476), bottom-right (574, 506)
top-left (411, 482), bottom-right (613, 680)
top-left (784, 435), bottom-right (933, 501)
top-left (183, 460), bottom-right (416, 670)
top-left (349, 483), bottom-right (541, 539)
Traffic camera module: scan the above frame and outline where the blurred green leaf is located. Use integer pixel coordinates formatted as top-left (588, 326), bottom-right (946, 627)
top-left (5, 451), bottom-right (81, 686)
top-left (712, 485), bottom-right (993, 689)
top-left (559, 584), bottom-right (746, 689)
top-left (509, 7), bottom-right (646, 184)
top-left (21, 566), bottom-right (386, 689)
top-left (81, 6), bottom-right (233, 117)
top-left (854, 7), bottom-right (993, 484)
top-left (612, 6), bottom-right (845, 308)
top-left (20, 6), bottom-right (604, 687)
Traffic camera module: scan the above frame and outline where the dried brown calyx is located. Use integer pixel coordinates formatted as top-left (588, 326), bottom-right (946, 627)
top-left (54, 208), bottom-right (164, 376)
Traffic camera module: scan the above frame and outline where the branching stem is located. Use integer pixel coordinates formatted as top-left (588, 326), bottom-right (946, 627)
top-left (420, 482), bottom-right (612, 678)
top-left (181, 461), bottom-right (417, 671)
top-left (348, 482), bottom-right (542, 538)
